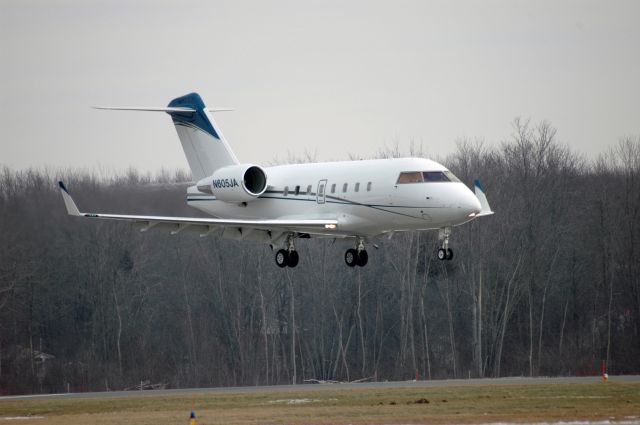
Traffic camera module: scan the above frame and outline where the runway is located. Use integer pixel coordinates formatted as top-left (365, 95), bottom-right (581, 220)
top-left (2, 375), bottom-right (639, 401)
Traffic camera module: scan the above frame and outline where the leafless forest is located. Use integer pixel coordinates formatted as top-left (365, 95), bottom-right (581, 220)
top-left (1, 120), bottom-right (639, 395)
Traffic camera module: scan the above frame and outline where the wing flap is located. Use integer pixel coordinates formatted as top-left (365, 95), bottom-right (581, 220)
top-left (79, 211), bottom-right (337, 231)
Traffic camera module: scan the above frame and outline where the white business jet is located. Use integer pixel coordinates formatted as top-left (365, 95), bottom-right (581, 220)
top-left (59, 93), bottom-right (493, 268)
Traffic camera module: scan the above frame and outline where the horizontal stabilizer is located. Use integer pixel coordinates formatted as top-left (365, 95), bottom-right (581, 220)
top-left (474, 180), bottom-right (494, 217)
top-left (93, 106), bottom-right (235, 113)
top-left (93, 106), bottom-right (196, 113)
top-left (205, 108), bottom-right (235, 112)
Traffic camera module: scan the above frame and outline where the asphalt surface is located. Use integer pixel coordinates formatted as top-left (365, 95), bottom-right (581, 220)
top-left (2, 375), bottom-right (639, 401)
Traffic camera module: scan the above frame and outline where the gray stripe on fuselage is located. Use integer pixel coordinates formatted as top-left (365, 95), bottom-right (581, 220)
top-left (187, 193), bottom-right (440, 220)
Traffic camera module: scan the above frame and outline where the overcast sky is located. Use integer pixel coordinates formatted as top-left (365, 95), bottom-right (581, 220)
top-left (1, 0), bottom-right (639, 174)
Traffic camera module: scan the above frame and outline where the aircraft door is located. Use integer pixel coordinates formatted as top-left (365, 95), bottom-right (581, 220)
top-left (317, 179), bottom-right (327, 204)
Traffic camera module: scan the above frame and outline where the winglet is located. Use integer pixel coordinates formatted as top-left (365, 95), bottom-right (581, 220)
top-left (474, 179), bottom-right (494, 217)
top-left (58, 181), bottom-right (82, 216)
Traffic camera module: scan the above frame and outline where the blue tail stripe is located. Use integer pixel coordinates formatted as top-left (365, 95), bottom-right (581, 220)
top-left (167, 93), bottom-right (219, 139)
top-left (474, 179), bottom-right (484, 192)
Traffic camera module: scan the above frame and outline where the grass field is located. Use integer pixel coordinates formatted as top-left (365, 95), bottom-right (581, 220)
top-left (1, 381), bottom-right (639, 424)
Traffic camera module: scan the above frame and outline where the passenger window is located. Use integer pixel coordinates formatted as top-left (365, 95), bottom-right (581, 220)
top-left (423, 171), bottom-right (450, 182)
top-left (331, 183), bottom-right (336, 193)
top-left (367, 182), bottom-right (372, 191)
top-left (397, 172), bottom-right (424, 184)
top-left (306, 185), bottom-right (312, 194)
top-left (355, 182), bottom-right (360, 192)
top-left (295, 185), bottom-right (300, 196)
top-left (343, 183), bottom-right (348, 193)
top-left (284, 186), bottom-right (289, 196)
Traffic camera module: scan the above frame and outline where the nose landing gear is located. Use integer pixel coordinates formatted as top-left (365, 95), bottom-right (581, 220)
top-left (437, 227), bottom-right (454, 261)
top-left (345, 237), bottom-right (368, 267)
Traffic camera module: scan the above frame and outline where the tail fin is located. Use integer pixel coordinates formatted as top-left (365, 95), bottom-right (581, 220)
top-left (94, 92), bottom-right (239, 180)
top-left (166, 93), bottom-right (239, 180)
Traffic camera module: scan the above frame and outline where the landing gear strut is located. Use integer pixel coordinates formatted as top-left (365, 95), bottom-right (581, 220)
top-left (275, 233), bottom-right (299, 268)
top-left (345, 237), bottom-right (368, 267)
top-left (437, 227), bottom-right (454, 261)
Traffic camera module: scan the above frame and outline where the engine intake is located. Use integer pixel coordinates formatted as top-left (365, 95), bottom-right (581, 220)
top-left (196, 164), bottom-right (268, 202)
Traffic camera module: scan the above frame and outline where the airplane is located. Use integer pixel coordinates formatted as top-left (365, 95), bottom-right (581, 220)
top-left (59, 92), bottom-right (493, 268)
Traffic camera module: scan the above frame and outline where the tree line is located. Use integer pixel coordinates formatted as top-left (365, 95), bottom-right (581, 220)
top-left (1, 120), bottom-right (639, 395)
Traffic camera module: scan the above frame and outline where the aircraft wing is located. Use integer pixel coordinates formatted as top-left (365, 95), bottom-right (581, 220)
top-left (58, 182), bottom-right (338, 242)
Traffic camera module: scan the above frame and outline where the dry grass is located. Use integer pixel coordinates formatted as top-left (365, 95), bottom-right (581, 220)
top-left (1, 382), bottom-right (639, 424)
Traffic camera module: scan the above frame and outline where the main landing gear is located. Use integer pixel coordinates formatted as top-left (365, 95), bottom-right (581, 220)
top-left (275, 234), bottom-right (299, 268)
top-left (437, 227), bottom-right (454, 261)
top-left (345, 237), bottom-right (368, 267)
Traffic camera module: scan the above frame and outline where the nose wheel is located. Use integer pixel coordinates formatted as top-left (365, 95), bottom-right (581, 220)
top-left (345, 237), bottom-right (368, 267)
top-left (437, 227), bottom-right (454, 261)
top-left (275, 234), bottom-right (299, 268)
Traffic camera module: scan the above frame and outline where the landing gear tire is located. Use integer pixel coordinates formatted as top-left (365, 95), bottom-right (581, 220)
top-left (275, 249), bottom-right (288, 268)
top-left (288, 250), bottom-right (299, 268)
top-left (276, 249), bottom-right (299, 268)
top-left (357, 250), bottom-right (368, 267)
top-left (437, 227), bottom-right (454, 262)
top-left (437, 248), bottom-right (454, 261)
top-left (345, 248), bottom-right (358, 267)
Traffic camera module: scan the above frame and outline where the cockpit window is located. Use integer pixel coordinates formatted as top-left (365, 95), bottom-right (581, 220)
top-left (397, 170), bottom-right (461, 184)
top-left (444, 170), bottom-right (461, 182)
top-left (397, 172), bottom-right (424, 184)
top-left (423, 171), bottom-right (450, 182)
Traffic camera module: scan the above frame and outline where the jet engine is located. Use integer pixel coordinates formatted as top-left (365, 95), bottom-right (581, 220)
top-left (196, 164), bottom-right (268, 202)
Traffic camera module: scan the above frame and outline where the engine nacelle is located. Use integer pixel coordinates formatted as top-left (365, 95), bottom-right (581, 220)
top-left (196, 164), bottom-right (267, 202)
